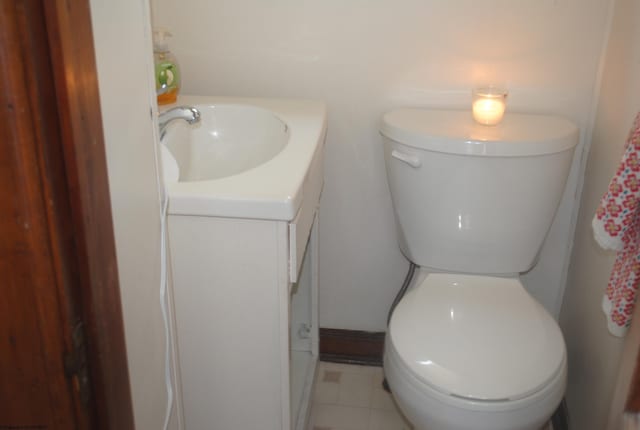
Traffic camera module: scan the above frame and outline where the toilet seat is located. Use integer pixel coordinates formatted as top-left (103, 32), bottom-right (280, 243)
top-left (384, 336), bottom-right (566, 430)
top-left (388, 273), bottom-right (566, 402)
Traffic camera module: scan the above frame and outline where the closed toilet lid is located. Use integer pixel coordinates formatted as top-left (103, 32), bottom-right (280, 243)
top-left (389, 273), bottom-right (566, 401)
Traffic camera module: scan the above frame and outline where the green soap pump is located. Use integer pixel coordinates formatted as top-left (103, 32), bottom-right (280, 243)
top-left (153, 27), bottom-right (181, 105)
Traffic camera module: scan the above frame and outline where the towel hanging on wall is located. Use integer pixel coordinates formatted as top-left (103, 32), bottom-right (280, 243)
top-left (593, 112), bottom-right (640, 337)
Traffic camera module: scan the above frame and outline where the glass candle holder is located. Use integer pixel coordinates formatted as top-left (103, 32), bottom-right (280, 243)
top-left (472, 87), bottom-right (508, 126)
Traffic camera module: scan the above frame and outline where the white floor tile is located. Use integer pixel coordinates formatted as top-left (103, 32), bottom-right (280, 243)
top-left (314, 379), bottom-right (340, 404)
top-left (368, 408), bottom-right (413, 430)
top-left (372, 367), bottom-right (385, 387)
top-left (321, 361), bottom-right (377, 375)
top-left (311, 363), bottom-right (412, 430)
top-left (371, 387), bottom-right (396, 411)
top-left (311, 404), bottom-right (370, 430)
top-left (338, 372), bottom-right (374, 407)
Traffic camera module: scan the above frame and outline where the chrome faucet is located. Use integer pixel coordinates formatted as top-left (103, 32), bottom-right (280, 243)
top-left (158, 106), bottom-right (201, 139)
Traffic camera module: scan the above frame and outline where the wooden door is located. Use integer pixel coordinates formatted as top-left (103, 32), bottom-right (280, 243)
top-left (0, 0), bottom-right (134, 429)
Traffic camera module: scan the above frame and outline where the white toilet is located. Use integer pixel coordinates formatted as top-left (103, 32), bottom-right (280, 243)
top-left (380, 109), bottom-right (579, 430)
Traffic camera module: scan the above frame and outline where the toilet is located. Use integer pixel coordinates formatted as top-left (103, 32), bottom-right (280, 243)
top-left (380, 109), bottom-right (579, 430)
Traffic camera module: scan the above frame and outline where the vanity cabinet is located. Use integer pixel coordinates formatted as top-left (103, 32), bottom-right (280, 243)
top-left (167, 151), bottom-right (323, 430)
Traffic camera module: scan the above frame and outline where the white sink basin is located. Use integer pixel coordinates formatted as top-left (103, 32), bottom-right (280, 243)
top-left (163, 105), bottom-right (289, 181)
top-left (161, 95), bottom-right (327, 221)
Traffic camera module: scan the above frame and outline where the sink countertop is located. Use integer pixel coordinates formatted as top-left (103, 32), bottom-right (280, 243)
top-left (163, 95), bottom-right (327, 221)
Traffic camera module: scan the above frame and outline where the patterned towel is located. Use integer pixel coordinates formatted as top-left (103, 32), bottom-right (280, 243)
top-left (593, 112), bottom-right (640, 337)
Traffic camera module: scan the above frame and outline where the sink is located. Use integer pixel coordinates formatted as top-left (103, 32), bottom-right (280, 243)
top-left (161, 95), bottom-right (327, 221)
top-left (163, 105), bottom-right (289, 182)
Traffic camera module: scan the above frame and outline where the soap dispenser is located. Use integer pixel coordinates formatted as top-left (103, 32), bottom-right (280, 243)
top-left (153, 28), bottom-right (181, 105)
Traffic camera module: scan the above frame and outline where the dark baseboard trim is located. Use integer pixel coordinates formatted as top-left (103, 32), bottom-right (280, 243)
top-left (319, 328), bottom-right (385, 367)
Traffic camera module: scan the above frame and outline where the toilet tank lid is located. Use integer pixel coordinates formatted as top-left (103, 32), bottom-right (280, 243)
top-left (380, 109), bottom-right (578, 157)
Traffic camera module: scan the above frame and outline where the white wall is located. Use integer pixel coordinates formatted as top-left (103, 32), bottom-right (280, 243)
top-left (607, 299), bottom-right (640, 429)
top-left (89, 1), bottom-right (173, 428)
top-left (560, 0), bottom-right (640, 428)
top-left (153, 0), bottom-right (611, 331)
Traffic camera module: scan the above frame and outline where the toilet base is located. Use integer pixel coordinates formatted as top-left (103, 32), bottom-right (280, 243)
top-left (384, 341), bottom-right (566, 430)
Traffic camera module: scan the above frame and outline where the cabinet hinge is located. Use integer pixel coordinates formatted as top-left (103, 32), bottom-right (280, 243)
top-left (63, 321), bottom-right (91, 407)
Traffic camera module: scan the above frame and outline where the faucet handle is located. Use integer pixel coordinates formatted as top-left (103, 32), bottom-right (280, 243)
top-left (184, 107), bottom-right (201, 124)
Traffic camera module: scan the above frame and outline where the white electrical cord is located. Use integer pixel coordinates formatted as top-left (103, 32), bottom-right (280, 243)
top-left (159, 190), bottom-right (173, 430)
top-left (143, 1), bottom-right (174, 426)
top-left (149, 109), bottom-right (174, 430)
top-left (151, 117), bottom-right (174, 430)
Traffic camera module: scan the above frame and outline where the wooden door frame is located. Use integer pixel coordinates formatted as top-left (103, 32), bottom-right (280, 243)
top-left (2, 0), bottom-right (135, 428)
top-left (42, 0), bottom-right (135, 427)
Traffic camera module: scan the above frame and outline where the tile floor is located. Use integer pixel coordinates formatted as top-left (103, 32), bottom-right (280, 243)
top-left (308, 361), bottom-right (554, 430)
top-left (308, 361), bottom-right (413, 430)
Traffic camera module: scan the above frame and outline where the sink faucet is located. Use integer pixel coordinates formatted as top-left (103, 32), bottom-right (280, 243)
top-left (158, 106), bottom-right (201, 139)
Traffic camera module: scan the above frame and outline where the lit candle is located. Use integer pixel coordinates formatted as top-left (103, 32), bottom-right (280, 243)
top-left (472, 87), bottom-right (507, 126)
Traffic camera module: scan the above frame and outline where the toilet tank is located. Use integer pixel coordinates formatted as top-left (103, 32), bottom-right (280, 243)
top-left (381, 109), bottom-right (578, 274)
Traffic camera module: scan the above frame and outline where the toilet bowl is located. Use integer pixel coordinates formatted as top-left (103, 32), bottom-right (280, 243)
top-left (380, 109), bottom-right (579, 430)
top-left (384, 272), bottom-right (566, 430)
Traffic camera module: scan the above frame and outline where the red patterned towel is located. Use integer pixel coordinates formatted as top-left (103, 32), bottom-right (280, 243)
top-left (593, 112), bottom-right (640, 337)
